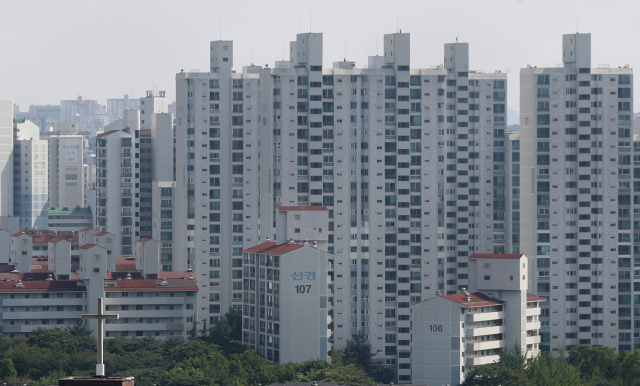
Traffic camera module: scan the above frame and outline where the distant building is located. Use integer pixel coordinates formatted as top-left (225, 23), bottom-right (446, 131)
top-left (242, 241), bottom-right (331, 363)
top-left (60, 96), bottom-right (106, 133)
top-left (0, 99), bottom-right (13, 217)
top-left (411, 253), bottom-right (542, 386)
top-left (48, 132), bottom-right (84, 208)
top-left (16, 104), bottom-right (61, 132)
top-left (95, 110), bottom-right (140, 256)
top-left (48, 206), bottom-right (92, 232)
top-left (13, 119), bottom-right (48, 229)
top-left (107, 94), bottom-right (138, 121)
top-left (0, 228), bottom-right (198, 341)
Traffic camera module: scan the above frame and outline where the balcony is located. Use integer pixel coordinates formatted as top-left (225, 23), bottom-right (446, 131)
top-left (466, 340), bottom-right (503, 352)
top-left (466, 354), bottom-right (500, 367)
top-left (466, 311), bottom-right (504, 323)
top-left (526, 307), bottom-right (541, 317)
top-left (466, 325), bottom-right (505, 337)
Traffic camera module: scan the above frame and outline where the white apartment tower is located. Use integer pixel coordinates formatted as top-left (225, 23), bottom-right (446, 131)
top-left (521, 33), bottom-right (635, 352)
top-left (175, 31), bottom-right (509, 381)
top-left (13, 119), bottom-right (48, 229)
top-left (95, 110), bottom-right (140, 256)
top-left (140, 91), bottom-right (169, 129)
top-left (412, 253), bottom-right (541, 386)
top-left (0, 99), bottom-right (13, 217)
top-left (48, 134), bottom-right (84, 208)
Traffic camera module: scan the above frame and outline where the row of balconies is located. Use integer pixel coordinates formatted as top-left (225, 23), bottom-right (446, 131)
top-left (465, 324), bottom-right (505, 337)
top-left (105, 323), bottom-right (184, 332)
top-left (466, 311), bottom-right (504, 323)
top-left (2, 298), bottom-right (84, 307)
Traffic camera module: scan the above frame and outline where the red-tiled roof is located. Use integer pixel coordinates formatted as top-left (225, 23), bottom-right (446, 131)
top-left (0, 280), bottom-right (86, 292)
top-left (103, 278), bottom-right (197, 291)
top-left (441, 292), bottom-right (505, 307)
top-left (79, 227), bottom-right (93, 232)
top-left (0, 265), bottom-right (16, 273)
top-left (0, 272), bottom-right (51, 281)
top-left (95, 231), bottom-right (109, 237)
top-left (10, 230), bottom-right (78, 244)
top-left (31, 258), bottom-right (49, 272)
top-left (115, 256), bottom-right (136, 271)
top-left (469, 253), bottom-right (524, 260)
top-left (79, 243), bottom-right (97, 250)
top-left (243, 242), bottom-right (304, 255)
top-left (278, 206), bottom-right (328, 211)
top-left (49, 238), bottom-right (63, 243)
top-left (137, 238), bottom-right (152, 243)
top-left (527, 293), bottom-right (546, 301)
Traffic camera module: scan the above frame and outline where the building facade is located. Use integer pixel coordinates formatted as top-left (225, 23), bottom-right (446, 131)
top-left (242, 241), bottom-right (331, 363)
top-left (412, 254), bottom-right (542, 386)
top-left (174, 31), bottom-right (510, 380)
top-left (520, 33), bottom-right (636, 352)
top-left (95, 110), bottom-right (140, 256)
top-left (48, 134), bottom-right (84, 208)
top-left (0, 99), bottom-right (13, 217)
top-left (13, 119), bottom-right (48, 229)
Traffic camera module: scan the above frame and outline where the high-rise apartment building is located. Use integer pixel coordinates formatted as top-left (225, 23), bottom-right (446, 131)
top-left (175, 31), bottom-right (509, 380)
top-left (48, 134), bottom-right (84, 208)
top-left (520, 33), bottom-right (635, 352)
top-left (0, 99), bottom-right (13, 217)
top-left (95, 110), bottom-right (140, 256)
top-left (13, 119), bottom-right (48, 229)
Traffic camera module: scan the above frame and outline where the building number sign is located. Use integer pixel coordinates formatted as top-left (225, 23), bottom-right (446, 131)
top-left (292, 271), bottom-right (315, 294)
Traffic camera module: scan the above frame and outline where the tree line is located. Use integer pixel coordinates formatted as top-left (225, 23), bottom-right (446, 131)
top-left (462, 343), bottom-right (640, 386)
top-left (0, 309), bottom-right (394, 386)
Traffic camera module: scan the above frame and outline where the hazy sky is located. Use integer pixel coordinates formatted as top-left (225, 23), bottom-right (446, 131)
top-left (1, 0), bottom-right (638, 115)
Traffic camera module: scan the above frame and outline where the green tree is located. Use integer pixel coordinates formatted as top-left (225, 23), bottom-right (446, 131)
top-left (620, 349), bottom-right (640, 386)
top-left (527, 349), bottom-right (582, 386)
top-left (296, 364), bottom-right (376, 386)
top-left (342, 332), bottom-right (374, 369)
top-left (188, 320), bottom-right (200, 341)
top-left (66, 319), bottom-right (92, 336)
top-left (0, 358), bottom-right (17, 379)
top-left (341, 332), bottom-right (395, 383)
top-left (569, 345), bottom-right (620, 380)
top-left (462, 362), bottom-right (530, 386)
top-left (328, 345), bottom-right (343, 366)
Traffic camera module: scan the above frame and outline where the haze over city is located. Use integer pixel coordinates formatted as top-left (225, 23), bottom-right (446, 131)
top-left (2, 1), bottom-right (640, 385)
top-left (2, 0), bottom-right (639, 117)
